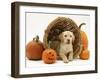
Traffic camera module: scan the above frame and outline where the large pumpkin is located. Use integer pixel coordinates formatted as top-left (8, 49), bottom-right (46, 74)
top-left (79, 23), bottom-right (88, 50)
top-left (26, 36), bottom-right (44, 60)
top-left (42, 49), bottom-right (57, 64)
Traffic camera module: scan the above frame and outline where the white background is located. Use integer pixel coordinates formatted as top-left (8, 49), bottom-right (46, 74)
top-left (0, 0), bottom-right (100, 80)
top-left (20, 6), bottom-right (95, 74)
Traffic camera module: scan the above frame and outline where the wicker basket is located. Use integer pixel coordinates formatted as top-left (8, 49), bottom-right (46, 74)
top-left (43, 17), bottom-right (82, 59)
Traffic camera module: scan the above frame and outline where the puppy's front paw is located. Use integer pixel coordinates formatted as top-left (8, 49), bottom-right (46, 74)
top-left (64, 59), bottom-right (69, 63)
top-left (68, 55), bottom-right (73, 61)
top-left (69, 58), bottom-right (73, 61)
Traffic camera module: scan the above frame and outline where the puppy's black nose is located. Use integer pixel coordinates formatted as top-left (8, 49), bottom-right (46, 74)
top-left (67, 39), bottom-right (70, 44)
top-left (67, 39), bottom-right (70, 42)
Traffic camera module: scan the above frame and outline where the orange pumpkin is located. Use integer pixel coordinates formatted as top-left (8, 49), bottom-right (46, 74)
top-left (42, 49), bottom-right (57, 64)
top-left (79, 23), bottom-right (88, 50)
top-left (26, 36), bottom-right (44, 60)
top-left (79, 49), bottom-right (89, 60)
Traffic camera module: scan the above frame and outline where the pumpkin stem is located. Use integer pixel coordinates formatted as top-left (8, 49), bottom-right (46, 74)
top-left (36, 35), bottom-right (39, 42)
top-left (79, 23), bottom-right (86, 29)
top-left (33, 35), bottom-right (39, 42)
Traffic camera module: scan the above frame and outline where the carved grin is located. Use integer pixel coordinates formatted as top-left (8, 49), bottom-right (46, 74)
top-left (48, 57), bottom-right (54, 60)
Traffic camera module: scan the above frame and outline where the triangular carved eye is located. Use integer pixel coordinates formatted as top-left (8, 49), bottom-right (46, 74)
top-left (49, 52), bottom-right (52, 54)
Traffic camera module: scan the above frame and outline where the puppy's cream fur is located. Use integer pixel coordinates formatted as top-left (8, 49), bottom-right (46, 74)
top-left (59, 31), bottom-right (75, 63)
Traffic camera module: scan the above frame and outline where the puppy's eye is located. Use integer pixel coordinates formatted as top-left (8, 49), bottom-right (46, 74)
top-left (70, 35), bottom-right (72, 37)
top-left (64, 35), bottom-right (67, 37)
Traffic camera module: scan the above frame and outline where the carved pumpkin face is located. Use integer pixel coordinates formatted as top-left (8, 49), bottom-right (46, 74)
top-left (42, 49), bottom-right (57, 64)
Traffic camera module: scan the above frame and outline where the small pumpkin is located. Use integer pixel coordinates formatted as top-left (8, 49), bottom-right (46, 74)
top-left (26, 36), bottom-right (44, 60)
top-left (79, 23), bottom-right (88, 50)
top-left (42, 49), bottom-right (57, 64)
top-left (79, 49), bottom-right (90, 60)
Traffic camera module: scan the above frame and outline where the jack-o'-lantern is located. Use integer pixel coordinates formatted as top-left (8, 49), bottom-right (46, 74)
top-left (42, 49), bottom-right (57, 64)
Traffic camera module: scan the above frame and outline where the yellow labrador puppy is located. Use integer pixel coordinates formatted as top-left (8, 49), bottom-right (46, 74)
top-left (59, 31), bottom-right (75, 63)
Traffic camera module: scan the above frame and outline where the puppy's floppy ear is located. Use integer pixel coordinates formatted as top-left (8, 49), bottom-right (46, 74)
top-left (72, 32), bottom-right (75, 43)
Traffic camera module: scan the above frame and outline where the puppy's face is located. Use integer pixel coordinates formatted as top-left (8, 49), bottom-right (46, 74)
top-left (59, 31), bottom-right (75, 44)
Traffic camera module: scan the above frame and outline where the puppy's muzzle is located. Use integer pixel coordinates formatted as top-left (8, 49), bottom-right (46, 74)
top-left (66, 39), bottom-right (70, 44)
